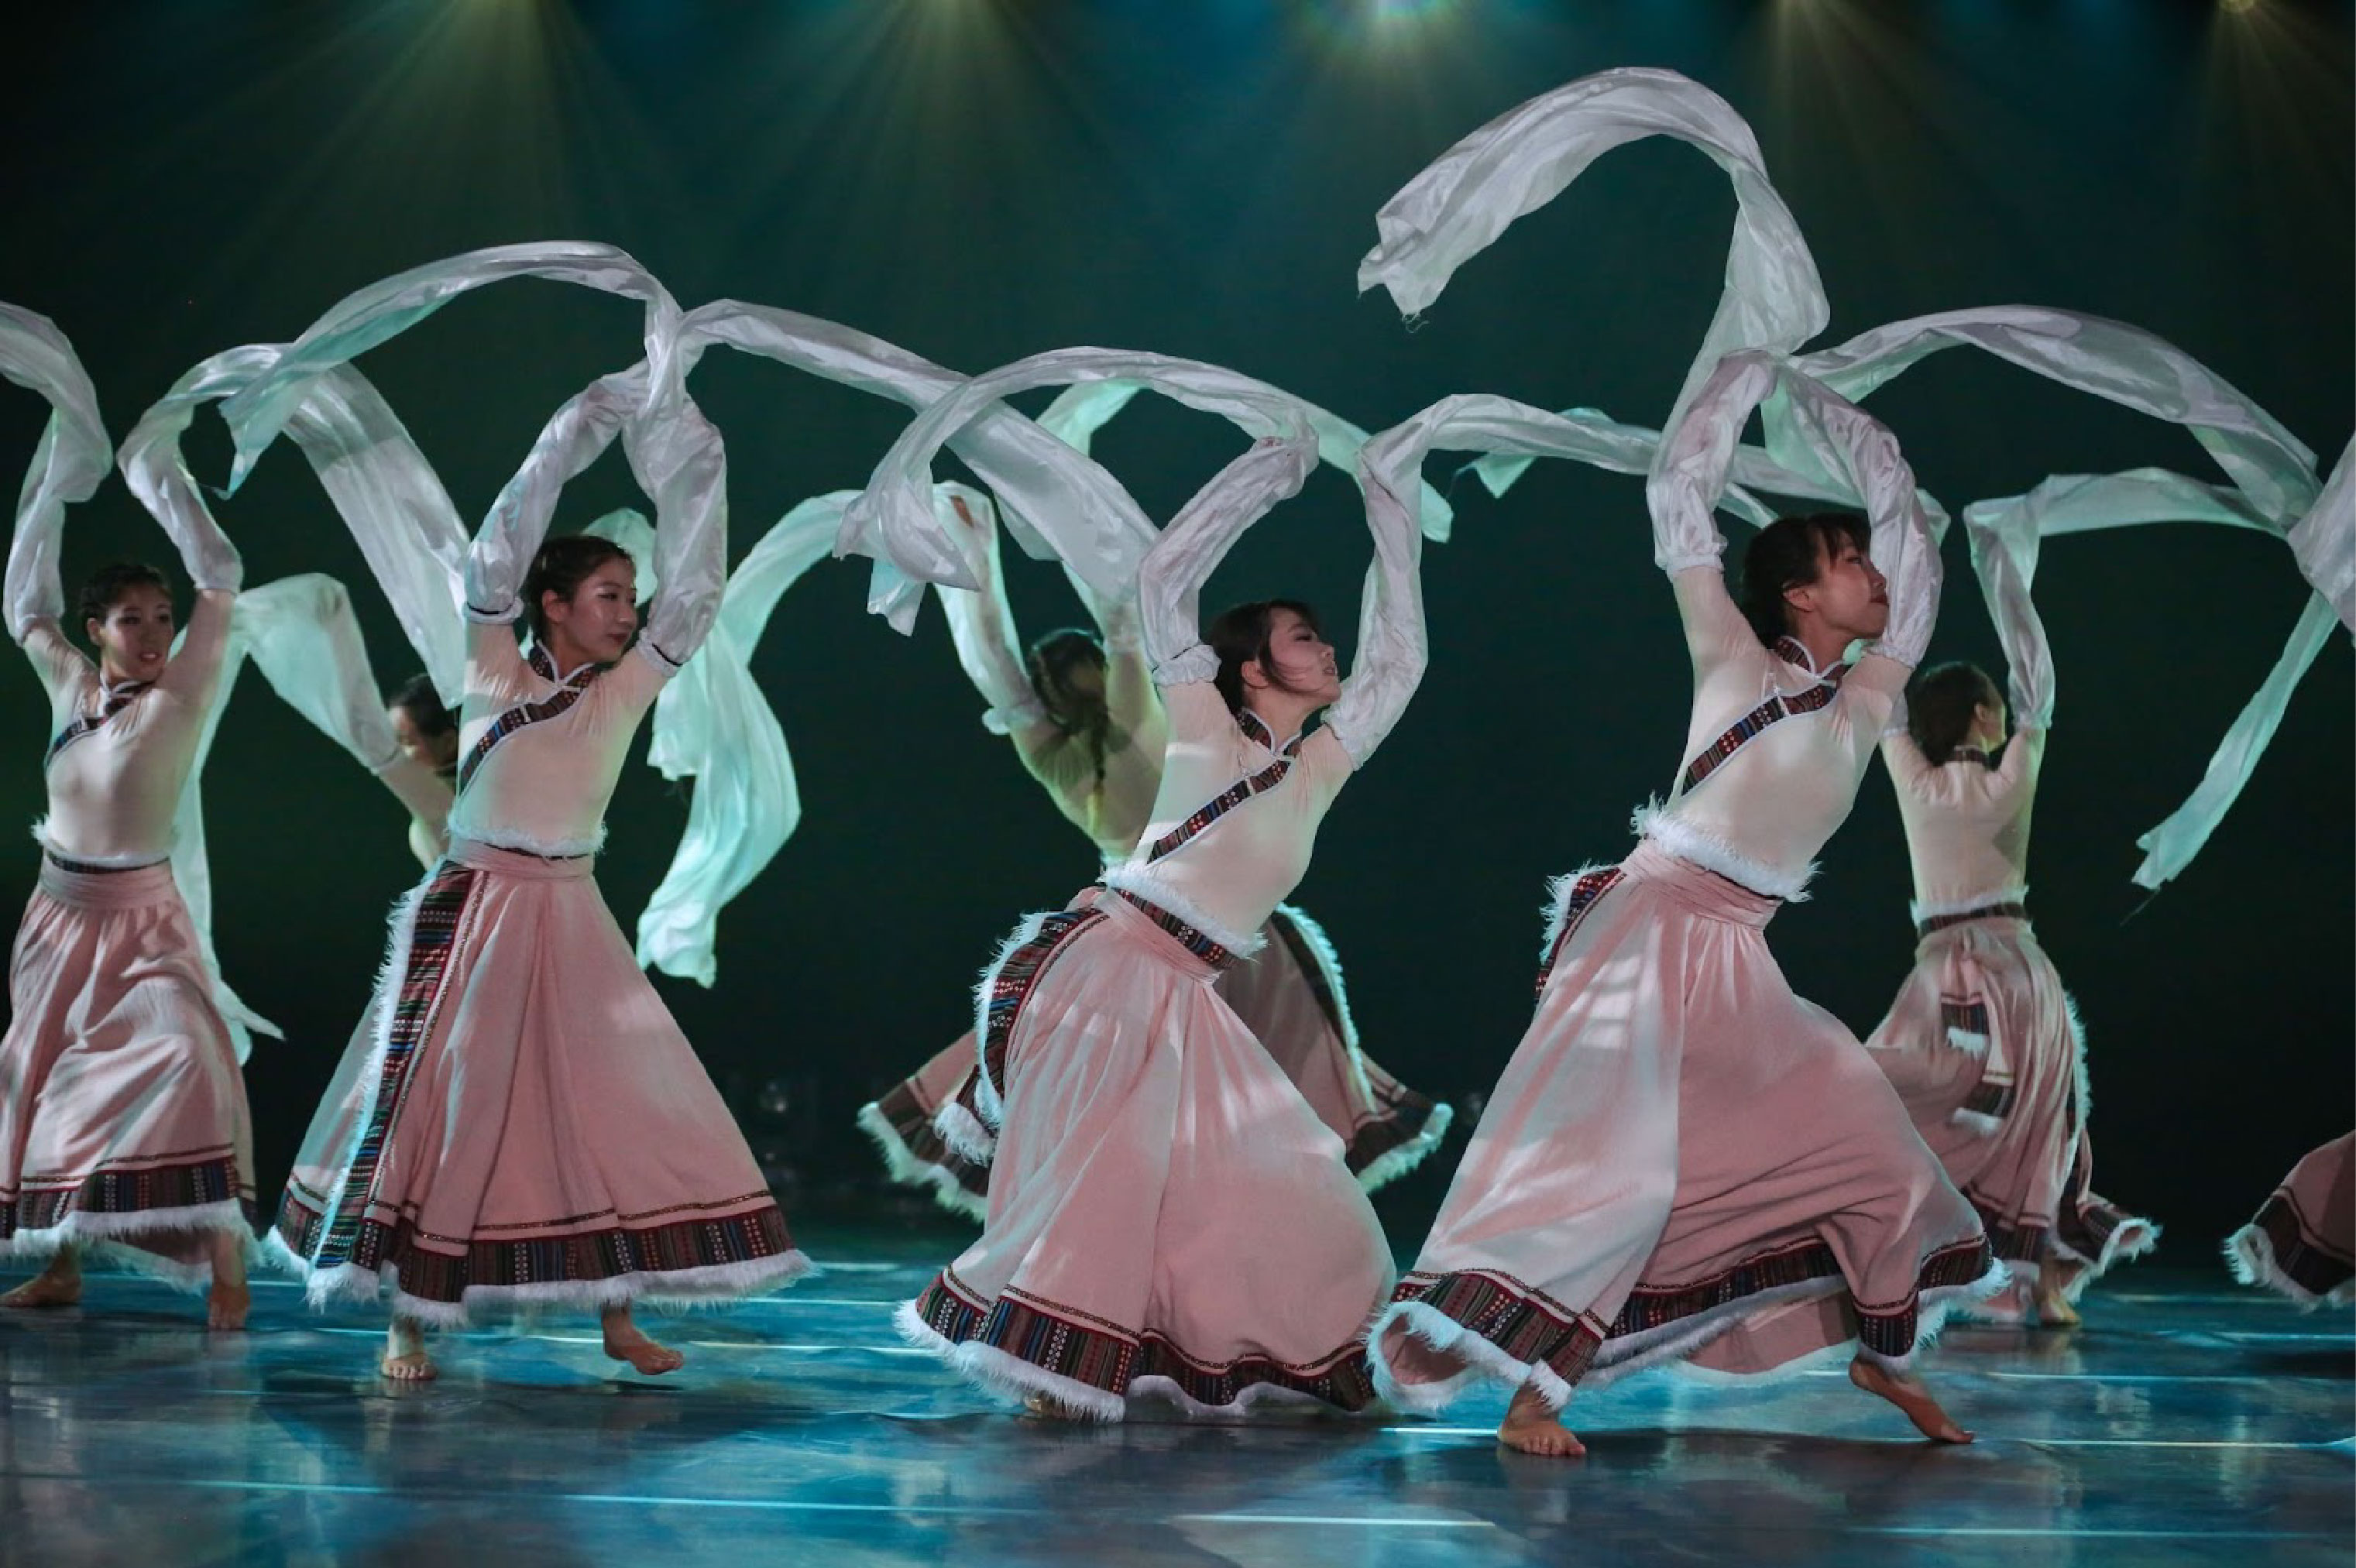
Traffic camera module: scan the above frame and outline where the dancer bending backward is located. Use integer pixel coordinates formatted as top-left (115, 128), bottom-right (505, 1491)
top-left (1370, 352), bottom-right (2001, 1457)
top-left (0, 544), bottom-right (256, 1329)
top-left (1865, 513), bottom-right (2155, 1326)
top-left (901, 434), bottom-right (1423, 1419)
top-left (860, 497), bottom-right (1448, 1216)
top-left (272, 479), bottom-right (811, 1381)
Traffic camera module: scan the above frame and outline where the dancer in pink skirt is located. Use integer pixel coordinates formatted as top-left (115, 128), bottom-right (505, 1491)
top-left (1864, 507), bottom-right (2155, 1327)
top-left (270, 390), bottom-right (811, 1381)
top-left (1369, 352), bottom-right (2001, 1457)
top-left (1, 306), bottom-right (263, 1330)
top-left (899, 433), bottom-right (1423, 1419)
top-left (2227, 1136), bottom-right (2354, 1308)
top-left (858, 496), bottom-right (1448, 1218)
top-left (1, 553), bottom-right (258, 1330)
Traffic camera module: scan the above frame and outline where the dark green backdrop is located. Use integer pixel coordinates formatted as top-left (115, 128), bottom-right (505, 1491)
top-left (3, 1), bottom-right (2348, 1246)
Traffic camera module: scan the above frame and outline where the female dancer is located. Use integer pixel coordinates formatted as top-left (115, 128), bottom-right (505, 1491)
top-left (1369, 352), bottom-right (2000, 1457)
top-left (1865, 508), bottom-right (2155, 1326)
top-left (1, 547), bottom-right (256, 1328)
top-left (385, 672), bottom-right (457, 869)
top-left (901, 431), bottom-right (1425, 1419)
top-left (270, 388), bottom-right (810, 1381)
top-left (860, 496), bottom-right (1448, 1216)
top-left (2227, 1137), bottom-right (2353, 1308)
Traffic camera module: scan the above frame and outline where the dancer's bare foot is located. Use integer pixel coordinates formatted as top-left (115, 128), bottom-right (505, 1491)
top-left (2034, 1257), bottom-right (2084, 1327)
top-left (1022, 1391), bottom-right (1088, 1421)
top-left (381, 1317), bottom-right (438, 1381)
top-left (1496, 1380), bottom-right (1585, 1458)
top-left (2, 1253), bottom-right (81, 1309)
top-left (601, 1306), bottom-right (685, 1376)
top-left (2031, 1288), bottom-right (2082, 1328)
top-left (1849, 1357), bottom-right (1972, 1443)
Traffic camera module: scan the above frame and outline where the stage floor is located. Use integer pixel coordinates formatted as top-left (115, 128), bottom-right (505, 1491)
top-left (1, 1227), bottom-right (2348, 1567)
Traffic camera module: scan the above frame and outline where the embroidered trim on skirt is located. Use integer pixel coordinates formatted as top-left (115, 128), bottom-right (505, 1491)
top-left (266, 839), bottom-right (810, 1326)
top-left (2226, 1134), bottom-right (2354, 1308)
top-left (0, 854), bottom-right (256, 1290)
top-left (867, 900), bottom-right (1450, 1213)
top-left (901, 889), bottom-right (1393, 1420)
top-left (1863, 909), bottom-right (2156, 1306)
top-left (1369, 839), bottom-right (2001, 1414)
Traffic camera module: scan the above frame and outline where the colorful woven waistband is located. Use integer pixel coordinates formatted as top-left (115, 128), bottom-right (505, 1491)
top-left (1915, 901), bottom-right (2028, 938)
top-left (1109, 888), bottom-right (1244, 971)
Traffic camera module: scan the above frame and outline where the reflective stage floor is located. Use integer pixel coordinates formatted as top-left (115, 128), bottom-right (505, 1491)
top-left (2, 1227), bottom-right (2348, 1567)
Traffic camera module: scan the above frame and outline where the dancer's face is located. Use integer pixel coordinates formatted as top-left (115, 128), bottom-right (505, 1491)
top-left (389, 703), bottom-right (460, 770)
top-left (85, 584), bottom-right (175, 684)
top-left (1790, 533), bottom-right (1888, 643)
top-left (542, 559), bottom-right (639, 666)
top-left (1251, 606), bottom-right (1341, 707)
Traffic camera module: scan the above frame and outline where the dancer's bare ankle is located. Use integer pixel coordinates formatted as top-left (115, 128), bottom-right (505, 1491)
top-left (601, 1307), bottom-right (685, 1376)
top-left (1497, 1380), bottom-right (1585, 1458)
top-left (2, 1257), bottom-right (83, 1309)
top-left (1848, 1356), bottom-right (1972, 1443)
top-left (382, 1318), bottom-right (438, 1381)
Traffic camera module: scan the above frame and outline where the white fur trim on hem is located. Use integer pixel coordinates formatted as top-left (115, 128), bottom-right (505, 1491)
top-left (1270, 903), bottom-right (1361, 1051)
top-left (929, 1102), bottom-right (997, 1168)
top-left (312, 877), bottom-right (436, 1246)
top-left (1583, 1276), bottom-right (1852, 1389)
top-left (1944, 1028), bottom-right (1991, 1056)
top-left (2223, 1224), bottom-right (2350, 1309)
top-left (969, 908), bottom-right (1069, 1128)
top-left (895, 1298), bottom-right (1127, 1421)
top-left (1097, 864), bottom-right (1266, 959)
top-left (1850, 1259), bottom-right (2013, 1374)
top-left (1909, 886), bottom-right (2030, 925)
top-left (1352, 1102), bottom-right (1454, 1195)
top-left (1630, 804), bottom-right (1816, 902)
top-left (5, 1198), bottom-right (255, 1295)
top-left (1591, 1255), bottom-right (2010, 1386)
top-left (1537, 863), bottom-right (1619, 965)
top-left (2056, 1217), bottom-right (2159, 1286)
top-left (1125, 1374), bottom-right (1367, 1424)
top-left (854, 1101), bottom-right (987, 1222)
top-left (1365, 1298), bottom-right (1575, 1415)
top-left (276, 1240), bottom-right (815, 1327)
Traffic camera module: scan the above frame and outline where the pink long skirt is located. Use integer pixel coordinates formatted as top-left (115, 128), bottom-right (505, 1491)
top-left (2227, 1134), bottom-right (2354, 1307)
top-left (859, 903), bottom-right (1450, 1220)
top-left (900, 890), bottom-right (1393, 1420)
top-left (0, 855), bottom-right (255, 1289)
top-left (1370, 841), bottom-right (2001, 1414)
top-left (1864, 912), bottom-right (2156, 1316)
top-left (270, 840), bottom-right (810, 1326)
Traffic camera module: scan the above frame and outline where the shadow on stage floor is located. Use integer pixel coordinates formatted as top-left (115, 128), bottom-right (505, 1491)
top-left (1, 1220), bottom-right (2348, 1568)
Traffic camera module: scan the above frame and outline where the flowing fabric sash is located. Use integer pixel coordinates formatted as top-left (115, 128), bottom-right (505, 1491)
top-left (45, 681), bottom-right (150, 767)
top-left (1676, 639), bottom-right (1847, 796)
top-left (1144, 713), bottom-right (1306, 864)
top-left (456, 646), bottom-right (602, 794)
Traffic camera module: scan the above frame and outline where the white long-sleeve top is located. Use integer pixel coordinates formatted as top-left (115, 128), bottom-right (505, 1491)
top-left (448, 363), bottom-right (727, 856)
top-left (1101, 435), bottom-right (1427, 951)
top-left (1638, 351), bottom-right (1940, 899)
